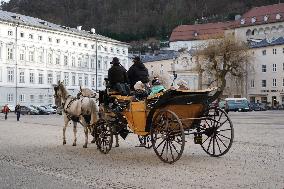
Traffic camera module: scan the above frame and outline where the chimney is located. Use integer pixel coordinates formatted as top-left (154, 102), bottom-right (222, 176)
top-left (90, 28), bottom-right (96, 34)
top-left (77, 26), bottom-right (82, 30)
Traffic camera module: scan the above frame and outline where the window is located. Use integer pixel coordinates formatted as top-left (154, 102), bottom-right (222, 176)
top-left (90, 58), bottom-right (95, 69)
top-left (110, 48), bottom-right (114, 53)
top-left (78, 57), bottom-right (82, 67)
top-left (272, 78), bottom-right (277, 87)
top-left (78, 43), bottom-right (81, 47)
top-left (39, 95), bottom-right (43, 103)
top-left (47, 73), bottom-right (53, 84)
top-left (56, 72), bottom-right (61, 82)
top-left (30, 95), bottom-right (34, 103)
top-left (56, 39), bottom-right (60, 43)
top-left (262, 50), bottom-right (266, 55)
top-left (98, 46), bottom-right (101, 51)
top-left (283, 78), bottom-right (284, 87)
top-left (48, 53), bottom-right (52, 64)
top-left (72, 57), bottom-right (75, 67)
top-left (20, 94), bottom-right (25, 102)
top-left (122, 49), bottom-right (126, 54)
top-left (38, 51), bottom-right (44, 63)
top-left (250, 80), bottom-right (255, 88)
top-left (8, 31), bottom-right (13, 36)
top-left (64, 72), bottom-right (69, 85)
top-left (7, 94), bottom-right (13, 102)
top-left (64, 56), bottom-right (68, 66)
top-left (262, 80), bottom-right (266, 87)
top-left (29, 51), bottom-right (34, 62)
top-left (38, 36), bottom-right (42, 41)
top-left (7, 48), bottom-right (13, 60)
top-left (262, 65), bottom-right (266, 72)
top-left (72, 73), bottom-right (76, 86)
top-left (84, 75), bottom-right (88, 86)
top-left (72, 42), bottom-right (75, 46)
top-left (91, 76), bottom-right (95, 87)
top-left (48, 37), bottom-right (52, 42)
top-left (20, 33), bottom-right (24, 37)
top-left (20, 50), bottom-right (25, 61)
top-left (98, 58), bottom-right (102, 70)
top-left (29, 34), bottom-right (33, 39)
top-left (55, 54), bottom-right (60, 65)
top-left (48, 95), bottom-right (53, 104)
top-left (38, 73), bottom-right (43, 84)
top-left (104, 60), bottom-right (108, 70)
top-left (272, 64), bottom-right (277, 72)
top-left (104, 47), bottom-right (107, 52)
top-left (98, 75), bottom-right (102, 87)
top-left (65, 41), bottom-right (69, 45)
top-left (117, 49), bottom-right (120, 54)
top-left (273, 49), bottom-right (277, 54)
top-left (29, 72), bottom-right (34, 83)
top-left (78, 76), bottom-right (83, 86)
top-left (91, 45), bottom-right (94, 49)
top-left (7, 69), bottom-right (14, 82)
top-left (84, 44), bottom-right (87, 48)
top-left (19, 71), bottom-right (25, 83)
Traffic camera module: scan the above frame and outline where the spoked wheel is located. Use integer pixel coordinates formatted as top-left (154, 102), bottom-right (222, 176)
top-left (95, 119), bottom-right (113, 154)
top-left (151, 110), bottom-right (185, 164)
top-left (138, 135), bottom-right (152, 149)
top-left (200, 107), bottom-right (234, 157)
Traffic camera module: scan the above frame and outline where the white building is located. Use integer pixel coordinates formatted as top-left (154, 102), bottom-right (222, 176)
top-left (0, 10), bottom-right (129, 106)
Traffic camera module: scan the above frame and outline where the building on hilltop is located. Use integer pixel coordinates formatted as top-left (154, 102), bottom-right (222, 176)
top-left (0, 10), bottom-right (129, 106)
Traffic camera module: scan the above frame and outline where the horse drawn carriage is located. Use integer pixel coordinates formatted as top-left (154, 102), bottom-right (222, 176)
top-left (93, 86), bottom-right (234, 164)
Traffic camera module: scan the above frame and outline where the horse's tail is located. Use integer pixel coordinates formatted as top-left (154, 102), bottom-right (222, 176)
top-left (90, 98), bottom-right (99, 125)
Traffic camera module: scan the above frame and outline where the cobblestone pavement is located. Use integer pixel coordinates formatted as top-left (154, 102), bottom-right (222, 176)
top-left (0, 111), bottom-right (283, 189)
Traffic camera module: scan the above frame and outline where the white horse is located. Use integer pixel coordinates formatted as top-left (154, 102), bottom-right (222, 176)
top-left (54, 82), bottom-right (99, 148)
top-left (78, 86), bottom-right (120, 147)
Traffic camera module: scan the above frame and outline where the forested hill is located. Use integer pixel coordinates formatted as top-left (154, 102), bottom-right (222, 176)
top-left (0, 0), bottom-right (281, 42)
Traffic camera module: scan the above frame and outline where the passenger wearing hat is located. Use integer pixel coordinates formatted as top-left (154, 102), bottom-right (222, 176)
top-left (150, 77), bottom-right (166, 96)
top-left (127, 56), bottom-right (149, 90)
top-left (107, 57), bottom-right (129, 95)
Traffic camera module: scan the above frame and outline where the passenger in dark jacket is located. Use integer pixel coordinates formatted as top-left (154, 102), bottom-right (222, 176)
top-left (108, 57), bottom-right (129, 95)
top-left (127, 56), bottom-right (149, 90)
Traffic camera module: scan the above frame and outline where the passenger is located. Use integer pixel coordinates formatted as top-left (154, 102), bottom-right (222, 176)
top-left (133, 81), bottom-right (148, 101)
top-left (150, 78), bottom-right (166, 96)
top-left (107, 57), bottom-right (129, 95)
top-left (177, 80), bottom-right (189, 90)
top-left (127, 56), bottom-right (149, 90)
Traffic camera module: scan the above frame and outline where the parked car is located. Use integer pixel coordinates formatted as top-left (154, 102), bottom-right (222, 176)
top-left (250, 103), bottom-right (267, 111)
top-left (31, 105), bottom-right (50, 115)
top-left (225, 98), bottom-right (250, 112)
top-left (41, 105), bottom-right (56, 114)
top-left (20, 106), bottom-right (39, 115)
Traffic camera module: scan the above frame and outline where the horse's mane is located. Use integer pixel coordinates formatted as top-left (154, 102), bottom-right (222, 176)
top-left (59, 83), bottom-right (69, 98)
top-left (80, 88), bottom-right (95, 97)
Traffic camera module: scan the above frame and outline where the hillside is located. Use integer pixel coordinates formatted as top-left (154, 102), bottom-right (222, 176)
top-left (0, 0), bottom-right (281, 42)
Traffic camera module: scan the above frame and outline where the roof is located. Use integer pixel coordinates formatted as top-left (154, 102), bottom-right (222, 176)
top-left (249, 37), bottom-right (284, 48)
top-left (0, 10), bottom-right (127, 45)
top-left (141, 50), bottom-right (178, 63)
top-left (169, 21), bottom-right (235, 42)
top-left (239, 3), bottom-right (284, 27)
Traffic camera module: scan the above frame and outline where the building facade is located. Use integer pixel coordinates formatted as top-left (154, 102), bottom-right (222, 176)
top-left (0, 10), bottom-right (129, 106)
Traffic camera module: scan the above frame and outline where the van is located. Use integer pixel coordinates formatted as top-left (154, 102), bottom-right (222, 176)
top-left (225, 98), bottom-right (250, 112)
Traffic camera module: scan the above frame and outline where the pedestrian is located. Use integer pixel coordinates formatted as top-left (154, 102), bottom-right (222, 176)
top-left (224, 101), bottom-right (229, 114)
top-left (127, 56), bottom-right (149, 90)
top-left (2, 104), bottom-right (10, 120)
top-left (15, 104), bottom-right (21, 121)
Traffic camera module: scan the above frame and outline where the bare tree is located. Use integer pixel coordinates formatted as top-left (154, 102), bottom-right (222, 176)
top-left (195, 36), bottom-right (252, 96)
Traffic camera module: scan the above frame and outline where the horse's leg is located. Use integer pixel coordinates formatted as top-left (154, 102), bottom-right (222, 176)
top-left (81, 118), bottom-right (88, 148)
top-left (72, 121), bottom-right (77, 146)
top-left (113, 126), bottom-right (119, 147)
top-left (63, 115), bottom-right (69, 145)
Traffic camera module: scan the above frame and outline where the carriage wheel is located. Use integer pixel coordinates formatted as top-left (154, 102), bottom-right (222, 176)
top-left (138, 135), bottom-right (152, 149)
top-left (200, 107), bottom-right (234, 157)
top-left (151, 110), bottom-right (185, 164)
top-left (95, 119), bottom-right (113, 154)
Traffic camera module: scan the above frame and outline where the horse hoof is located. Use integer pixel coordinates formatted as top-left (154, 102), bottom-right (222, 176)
top-left (83, 144), bottom-right (87, 148)
top-left (72, 143), bottom-right (76, 146)
top-left (115, 144), bottom-right (119, 147)
top-left (63, 141), bottom-right (66, 145)
top-left (91, 139), bottom-right (96, 143)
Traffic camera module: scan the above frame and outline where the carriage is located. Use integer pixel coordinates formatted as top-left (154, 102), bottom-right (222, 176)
top-left (93, 87), bottom-right (234, 164)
